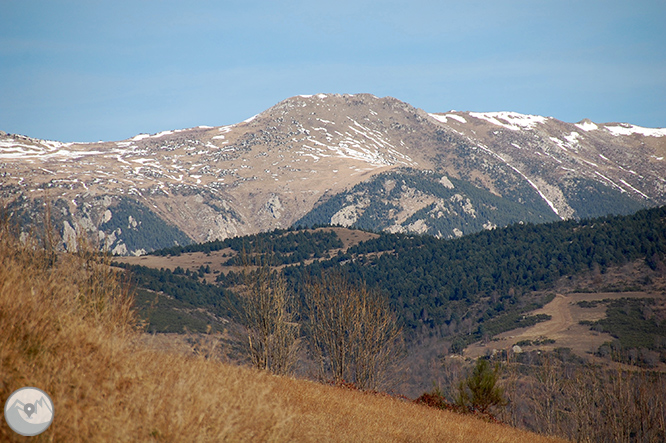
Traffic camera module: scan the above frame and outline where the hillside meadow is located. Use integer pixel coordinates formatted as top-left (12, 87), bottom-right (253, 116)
top-left (0, 226), bottom-right (563, 442)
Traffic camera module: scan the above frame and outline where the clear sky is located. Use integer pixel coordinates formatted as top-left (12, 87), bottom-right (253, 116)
top-left (1, 0), bottom-right (665, 142)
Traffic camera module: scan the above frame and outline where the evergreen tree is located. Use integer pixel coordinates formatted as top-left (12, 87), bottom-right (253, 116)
top-left (456, 358), bottom-right (506, 415)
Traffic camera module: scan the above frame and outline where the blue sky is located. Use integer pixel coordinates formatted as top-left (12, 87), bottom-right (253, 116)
top-left (1, 0), bottom-right (665, 142)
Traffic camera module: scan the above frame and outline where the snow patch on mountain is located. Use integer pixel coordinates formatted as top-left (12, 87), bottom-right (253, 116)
top-left (605, 124), bottom-right (666, 137)
top-left (0, 136), bottom-right (81, 159)
top-left (469, 112), bottom-right (549, 131)
top-left (298, 93), bottom-right (328, 99)
top-left (428, 113), bottom-right (467, 124)
top-left (564, 132), bottom-right (581, 145)
top-left (294, 116), bottom-right (416, 167)
top-left (447, 114), bottom-right (467, 124)
top-left (575, 120), bottom-right (598, 132)
top-left (428, 114), bottom-right (448, 124)
top-left (0, 143), bottom-right (103, 160)
top-left (619, 179), bottom-right (649, 199)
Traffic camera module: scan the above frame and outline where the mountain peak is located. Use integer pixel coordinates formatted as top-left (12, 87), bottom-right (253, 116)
top-left (574, 118), bottom-right (598, 132)
top-left (2, 94), bottom-right (664, 254)
top-left (265, 93), bottom-right (415, 114)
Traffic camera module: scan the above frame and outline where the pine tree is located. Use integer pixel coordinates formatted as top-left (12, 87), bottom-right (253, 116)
top-left (456, 358), bottom-right (506, 414)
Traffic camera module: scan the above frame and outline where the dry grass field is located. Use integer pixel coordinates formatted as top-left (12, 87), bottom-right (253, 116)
top-left (0, 227), bottom-right (563, 442)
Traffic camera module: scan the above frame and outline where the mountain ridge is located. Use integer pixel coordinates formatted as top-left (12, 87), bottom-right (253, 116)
top-left (2, 93), bottom-right (665, 254)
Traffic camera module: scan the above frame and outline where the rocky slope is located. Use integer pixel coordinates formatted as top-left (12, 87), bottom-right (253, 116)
top-left (1, 94), bottom-right (665, 253)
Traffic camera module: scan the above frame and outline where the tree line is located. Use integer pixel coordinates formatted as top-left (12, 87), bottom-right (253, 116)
top-left (150, 228), bottom-right (342, 264)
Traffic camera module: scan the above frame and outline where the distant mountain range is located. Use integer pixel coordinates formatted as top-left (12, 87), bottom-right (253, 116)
top-left (2, 94), bottom-right (665, 254)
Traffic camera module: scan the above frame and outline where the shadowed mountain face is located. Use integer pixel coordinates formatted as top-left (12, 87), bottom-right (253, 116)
top-left (2, 94), bottom-right (664, 253)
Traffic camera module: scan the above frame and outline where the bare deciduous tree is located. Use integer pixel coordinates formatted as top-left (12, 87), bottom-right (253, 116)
top-left (304, 271), bottom-right (402, 390)
top-left (241, 264), bottom-right (300, 376)
top-left (499, 354), bottom-right (666, 442)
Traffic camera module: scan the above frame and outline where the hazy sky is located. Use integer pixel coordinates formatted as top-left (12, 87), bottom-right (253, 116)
top-left (2, 0), bottom-right (665, 142)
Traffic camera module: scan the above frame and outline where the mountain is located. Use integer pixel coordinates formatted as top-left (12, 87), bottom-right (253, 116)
top-left (2, 94), bottom-right (665, 254)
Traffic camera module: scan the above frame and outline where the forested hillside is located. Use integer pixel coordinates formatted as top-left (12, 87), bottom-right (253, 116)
top-left (122, 206), bottom-right (666, 352)
top-left (293, 169), bottom-right (561, 236)
top-left (325, 206), bottom-right (666, 330)
top-left (151, 228), bottom-right (343, 264)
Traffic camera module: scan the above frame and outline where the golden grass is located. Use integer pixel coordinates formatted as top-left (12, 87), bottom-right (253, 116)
top-left (0, 227), bottom-right (565, 442)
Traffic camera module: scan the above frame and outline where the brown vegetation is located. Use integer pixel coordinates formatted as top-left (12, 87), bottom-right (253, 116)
top-left (303, 271), bottom-right (402, 390)
top-left (240, 263), bottom-right (300, 375)
top-left (465, 257), bottom-right (666, 363)
top-left (501, 354), bottom-right (666, 442)
top-left (425, 352), bottom-right (666, 442)
top-left (0, 222), bottom-right (560, 441)
top-left (465, 291), bottom-right (665, 362)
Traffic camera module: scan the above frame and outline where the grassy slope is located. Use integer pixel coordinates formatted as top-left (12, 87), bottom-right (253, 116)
top-left (0, 229), bottom-right (562, 442)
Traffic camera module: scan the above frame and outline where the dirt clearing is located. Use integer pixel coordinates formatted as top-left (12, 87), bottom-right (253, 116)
top-left (465, 291), bottom-right (662, 359)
